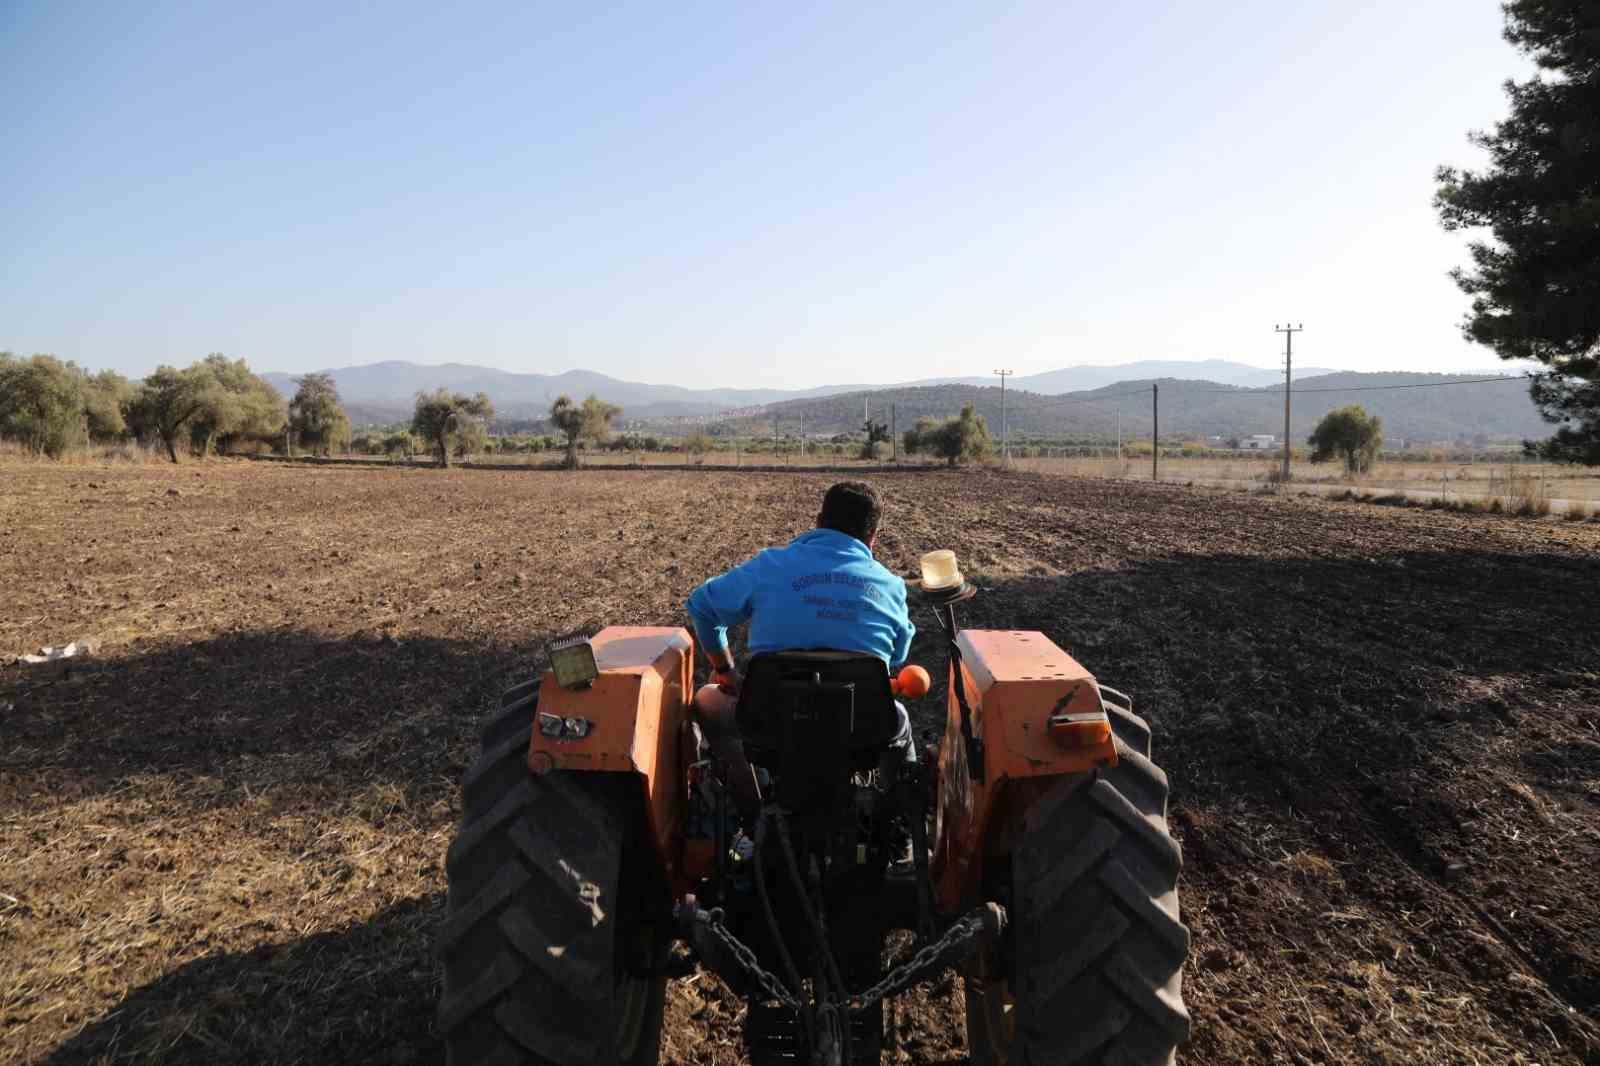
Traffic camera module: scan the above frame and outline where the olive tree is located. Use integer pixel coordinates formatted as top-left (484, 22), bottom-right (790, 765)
top-left (126, 364), bottom-right (217, 462)
top-left (82, 369), bottom-right (132, 441)
top-left (549, 393), bottom-right (622, 468)
top-left (1308, 405), bottom-right (1383, 475)
top-left (188, 354), bottom-right (284, 455)
top-left (412, 388), bottom-right (494, 467)
top-left (288, 373), bottom-right (352, 456)
top-left (0, 354), bottom-right (88, 457)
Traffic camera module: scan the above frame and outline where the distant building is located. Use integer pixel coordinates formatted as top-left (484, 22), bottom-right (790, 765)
top-left (1241, 434), bottom-right (1277, 450)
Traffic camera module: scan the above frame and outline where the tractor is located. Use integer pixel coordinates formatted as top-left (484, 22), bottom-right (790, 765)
top-left (436, 552), bottom-right (1189, 1065)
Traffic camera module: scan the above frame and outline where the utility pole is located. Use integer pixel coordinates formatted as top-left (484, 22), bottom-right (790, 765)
top-left (993, 369), bottom-right (1013, 465)
top-left (1116, 405), bottom-right (1122, 464)
top-left (1275, 323), bottom-right (1303, 483)
top-left (890, 404), bottom-right (897, 461)
top-left (1152, 383), bottom-right (1159, 482)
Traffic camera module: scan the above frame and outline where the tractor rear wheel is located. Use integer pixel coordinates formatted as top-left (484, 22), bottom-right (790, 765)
top-left (437, 689), bottom-right (667, 1066)
top-left (965, 710), bottom-right (1189, 1065)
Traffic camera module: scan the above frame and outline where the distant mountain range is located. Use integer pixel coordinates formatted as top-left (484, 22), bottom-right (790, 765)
top-left (261, 359), bottom-right (1541, 442)
top-left (723, 374), bottom-right (1546, 443)
top-left (905, 359), bottom-right (1340, 393)
top-left (260, 361), bottom-right (864, 423)
top-left (261, 358), bottom-right (1344, 424)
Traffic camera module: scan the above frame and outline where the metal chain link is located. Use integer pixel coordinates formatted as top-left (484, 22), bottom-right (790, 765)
top-left (848, 905), bottom-right (1000, 1014)
top-left (689, 906), bottom-right (802, 1011)
top-left (686, 902), bottom-right (1004, 1021)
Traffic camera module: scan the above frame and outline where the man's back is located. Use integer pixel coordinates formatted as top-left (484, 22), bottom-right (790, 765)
top-left (686, 527), bottom-right (914, 669)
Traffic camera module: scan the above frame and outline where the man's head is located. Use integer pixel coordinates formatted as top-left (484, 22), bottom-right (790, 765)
top-left (817, 481), bottom-right (882, 546)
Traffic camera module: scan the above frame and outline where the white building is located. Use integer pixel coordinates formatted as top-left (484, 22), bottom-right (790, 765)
top-left (1241, 434), bottom-right (1277, 450)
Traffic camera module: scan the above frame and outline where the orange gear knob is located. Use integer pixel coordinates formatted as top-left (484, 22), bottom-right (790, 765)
top-left (892, 664), bottom-right (931, 699)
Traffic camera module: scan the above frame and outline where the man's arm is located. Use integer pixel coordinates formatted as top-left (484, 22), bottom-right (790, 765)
top-left (685, 554), bottom-right (764, 680)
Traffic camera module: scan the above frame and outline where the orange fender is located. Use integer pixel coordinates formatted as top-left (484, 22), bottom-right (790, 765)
top-left (529, 626), bottom-right (694, 891)
top-left (932, 630), bottom-right (1118, 912)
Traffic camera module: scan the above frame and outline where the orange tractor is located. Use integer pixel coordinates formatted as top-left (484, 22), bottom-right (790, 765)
top-left (437, 559), bottom-right (1188, 1065)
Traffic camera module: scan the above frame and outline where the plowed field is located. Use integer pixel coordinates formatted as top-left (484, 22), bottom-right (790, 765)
top-left (3, 460), bottom-right (1598, 1065)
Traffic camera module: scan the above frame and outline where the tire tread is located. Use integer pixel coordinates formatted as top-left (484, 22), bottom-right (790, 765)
top-left (999, 700), bottom-right (1190, 1065)
top-left (439, 685), bottom-right (664, 1066)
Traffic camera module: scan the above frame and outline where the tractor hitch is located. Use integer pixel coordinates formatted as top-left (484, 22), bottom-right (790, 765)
top-left (674, 896), bottom-right (1008, 1019)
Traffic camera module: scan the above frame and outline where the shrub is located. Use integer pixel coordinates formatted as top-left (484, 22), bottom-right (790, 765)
top-left (902, 404), bottom-right (991, 466)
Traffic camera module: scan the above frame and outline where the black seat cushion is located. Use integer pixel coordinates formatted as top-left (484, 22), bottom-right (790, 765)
top-left (736, 651), bottom-right (899, 778)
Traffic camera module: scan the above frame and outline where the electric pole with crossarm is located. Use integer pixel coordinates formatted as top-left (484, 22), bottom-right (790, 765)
top-left (993, 369), bottom-right (1013, 465)
top-left (1275, 323), bottom-right (1303, 483)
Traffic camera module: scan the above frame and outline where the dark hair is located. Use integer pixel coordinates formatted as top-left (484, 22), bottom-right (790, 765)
top-left (818, 481), bottom-right (882, 543)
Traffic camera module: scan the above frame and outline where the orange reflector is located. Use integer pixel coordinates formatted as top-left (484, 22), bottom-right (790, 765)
top-left (892, 665), bottom-right (931, 699)
top-left (1048, 714), bottom-right (1112, 748)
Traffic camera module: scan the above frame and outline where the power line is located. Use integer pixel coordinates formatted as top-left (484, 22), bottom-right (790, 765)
top-left (984, 373), bottom-right (1537, 460)
top-left (1237, 374), bottom-right (1534, 396)
top-left (1025, 374), bottom-right (1532, 408)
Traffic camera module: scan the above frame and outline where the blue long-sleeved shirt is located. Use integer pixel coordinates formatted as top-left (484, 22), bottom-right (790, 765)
top-left (686, 528), bottom-right (914, 669)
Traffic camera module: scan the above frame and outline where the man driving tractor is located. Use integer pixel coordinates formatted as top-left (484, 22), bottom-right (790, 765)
top-left (685, 480), bottom-right (917, 764)
top-left (442, 484), bottom-right (1189, 1066)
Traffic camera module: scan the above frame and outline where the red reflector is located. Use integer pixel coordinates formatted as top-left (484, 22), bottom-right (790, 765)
top-left (1048, 714), bottom-right (1112, 748)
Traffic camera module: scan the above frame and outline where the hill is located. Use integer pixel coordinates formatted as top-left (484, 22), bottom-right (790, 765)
top-left (912, 359), bottom-right (1341, 392)
top-left (260, 358), bottom-right (1353, 427)
top-left (258, 360), bottom-right (1542, 441)
top-left (260, 362), bottom-right (870, 425)
top-left (713, 373), bottom-right (1547, 444)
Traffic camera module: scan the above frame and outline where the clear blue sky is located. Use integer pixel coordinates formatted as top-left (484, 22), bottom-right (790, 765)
top-left (3, 1), bottom-right (1527, 385)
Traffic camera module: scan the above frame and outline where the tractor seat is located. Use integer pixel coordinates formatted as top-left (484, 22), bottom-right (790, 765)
top-left (736, 651), bottom-right (901, 785)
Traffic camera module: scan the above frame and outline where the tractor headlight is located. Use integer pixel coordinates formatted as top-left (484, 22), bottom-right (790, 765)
top-left (547, 632), bottom-right (599, 690)
top-left (919, 550), bottom-right (964, 592)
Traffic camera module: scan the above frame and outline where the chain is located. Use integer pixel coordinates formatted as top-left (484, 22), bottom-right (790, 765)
top-left (848, 904), bottom-right (1003, 1014)
top-left (684, 901), bottom-right (1005, 1023)
top-left (687, 906), bottom-right (802, 1012)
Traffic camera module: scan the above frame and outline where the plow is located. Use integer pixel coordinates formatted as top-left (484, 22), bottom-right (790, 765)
top-left (436, 551), bottom-right (1189, 1065)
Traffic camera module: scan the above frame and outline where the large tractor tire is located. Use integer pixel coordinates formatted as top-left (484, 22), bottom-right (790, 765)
top-left (437, 688), bottom-right (667, 1066)
top-left (966, 710), bottom-right (1189, 1065)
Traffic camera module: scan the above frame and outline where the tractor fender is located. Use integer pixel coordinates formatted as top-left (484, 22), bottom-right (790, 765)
top-left (932, 629), bottom-right (1119, 911)
top-left (529, 626), bottom-right (694, 891)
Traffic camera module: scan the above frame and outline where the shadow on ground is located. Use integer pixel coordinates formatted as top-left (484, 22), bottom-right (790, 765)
top-left (904, 547), bottom-right (1600, 1038)
top-left (908, 548), bottom-right (1600, 808)
top-left (0, 628), bottom-right (546, 801)
top-left (41, 895), bottom-right (445, 1065)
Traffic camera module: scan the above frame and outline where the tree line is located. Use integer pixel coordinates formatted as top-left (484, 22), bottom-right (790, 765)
top-left (0, 351), bottom-right (634, 469)
top-left (0, 352), bottom-right (339, 462)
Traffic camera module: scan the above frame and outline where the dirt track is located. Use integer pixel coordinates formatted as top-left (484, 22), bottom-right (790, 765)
top-left (3, 460), bottom-right (1598, 1065)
